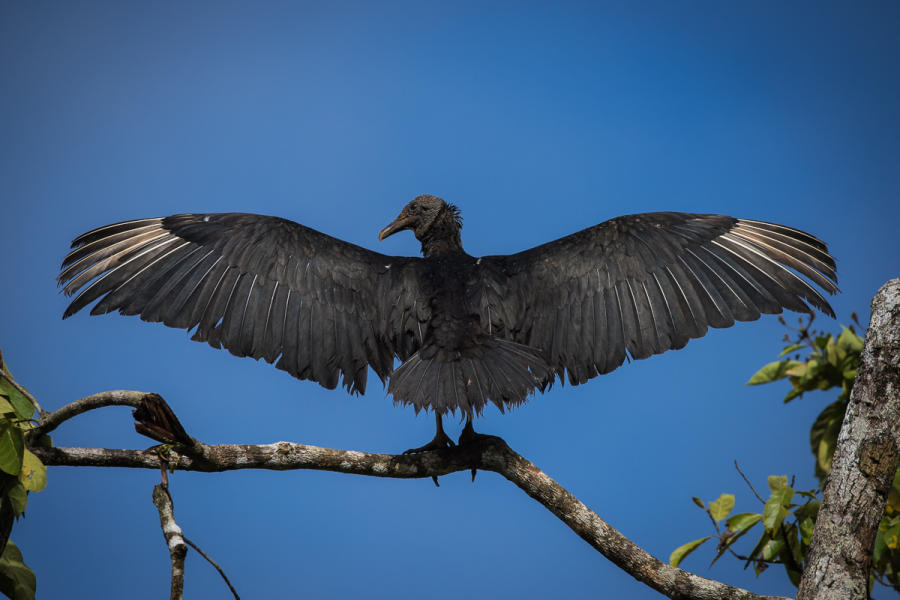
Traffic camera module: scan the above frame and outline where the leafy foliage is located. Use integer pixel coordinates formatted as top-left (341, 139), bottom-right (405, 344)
top-left (672, 314), bottom-right (900, 594)
top-left (0, 350), bottom-right (43, 600)
top-left (0, 543), bottom-right (34, 600)
top-left (746, 316), bottom-right (863, 481)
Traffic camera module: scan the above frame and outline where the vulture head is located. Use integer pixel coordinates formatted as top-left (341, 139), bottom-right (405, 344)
top-left (378, 195), bottom-right (462, 250)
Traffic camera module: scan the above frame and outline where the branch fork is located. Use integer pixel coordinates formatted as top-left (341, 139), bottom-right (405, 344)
top-left (31, 391), bottom-right (787, 600)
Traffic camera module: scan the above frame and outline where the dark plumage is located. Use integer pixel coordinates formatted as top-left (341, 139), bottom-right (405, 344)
top-left (59, 195), bottom-right (838, 448)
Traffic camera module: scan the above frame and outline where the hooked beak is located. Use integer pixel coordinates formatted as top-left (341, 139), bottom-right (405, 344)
top-left (378, 215), bottom-right (414, 242)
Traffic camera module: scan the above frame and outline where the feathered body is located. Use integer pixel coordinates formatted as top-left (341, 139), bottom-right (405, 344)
top-left (59, 195), bottom-right (838, 421)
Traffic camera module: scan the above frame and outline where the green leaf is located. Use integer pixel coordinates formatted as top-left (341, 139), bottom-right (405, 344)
top-left (800, 516), bottom-right (815, 547)
top-left (17, 450), bottom-right (45, 493)
top-left (797, 359), bottom-right (821, 385)
top-left (784, 563), bottom-right (802, 587)
top-left (746, 529), bottom-right (769, 564)
top-left (783, 386), bottom-right (804, 403)
top-left (747, 361), bottom-right (799, 385)
top-left (691, 497), bottom-right (705, 509)
top-left (0, 541), bottom-right (36, 600)
top-left (785, 362), bottom-right (808, 378)
top-left (836, 326), bottom-right (864, 354)
top-left (0, 364), bottom-right (33, 422)
top-left (810, 400), bottom-right (847, 480)
top-left (873, 526), bottom-right (887, 566)
top-left (883, 518), bottom-right (900, 550)
top-left (816, 438), bottom-right (836, 478)
top-left (709, 494), bottom-right (735, 522)
top-left (779, 343), bottom-right (806, 358)
top-left (0, 399), bottom-right (16, 424)
top-left (763, 488), bottom-right (794, 532)
top-left (669, 536), bottom-right (711, 567)
top-left (0, 423), bottom-right (23, 476)
top-left (780, 523), bottom-right (804, 580)
top-left (768, 475), bottom-right (789, 492)
top-left (0, 392), bottom-right (31, 423)
top-left (5, 482), bottom-right (27, 516)
top-left (824, 341), bottom-right (842, 367)
top-left (727, 512), bottom-right (763, 533)
top-left (761, 535), bottom-right (785, 561)
top-left (793, 500), bottom-right (821, 523)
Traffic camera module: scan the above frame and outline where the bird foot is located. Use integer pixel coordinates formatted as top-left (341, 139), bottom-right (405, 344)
top-left (403, 430), bottom-right (455, 455)
top-left (457, 421), bottom-right (502, 446)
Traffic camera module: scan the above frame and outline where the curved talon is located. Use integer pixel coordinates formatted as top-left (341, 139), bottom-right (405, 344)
top-left (402, 434), bottom-right (454, 455)
top-left (458, 419), bottom-right (500, 483)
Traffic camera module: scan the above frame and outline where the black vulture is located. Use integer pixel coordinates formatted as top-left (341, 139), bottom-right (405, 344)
top-left (59, 195), bottom-right (838, 451)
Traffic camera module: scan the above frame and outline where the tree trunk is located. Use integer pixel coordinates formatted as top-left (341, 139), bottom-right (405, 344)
top-left (797, 279), bottom-right (900, 599)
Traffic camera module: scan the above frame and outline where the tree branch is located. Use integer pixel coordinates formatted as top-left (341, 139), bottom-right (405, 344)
top-left (28, 390), bottom-right (146, 440)
top-left (797, 278), bottom-right (900, 600)
top-left (152, 484), bottom-right (186, 600)
top-left (34, 439), bottom-right (786, 600)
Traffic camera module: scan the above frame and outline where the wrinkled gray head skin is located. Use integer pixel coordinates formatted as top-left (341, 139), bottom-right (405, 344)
top-left (378, 195), bottom-right (448, 242)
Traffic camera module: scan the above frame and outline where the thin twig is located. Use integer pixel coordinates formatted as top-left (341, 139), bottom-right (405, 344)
top-left (728, 548), bottom-right (784, 565)
top-left (734, 461), bottom-right (766, 504)
top-left (184, 537), bottom-right (241, 600)
top-left (704, 507), bottom-right (723, 535)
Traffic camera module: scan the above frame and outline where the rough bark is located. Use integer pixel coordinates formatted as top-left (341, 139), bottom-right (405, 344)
top-left (797, 278), bottom-right (900, 600)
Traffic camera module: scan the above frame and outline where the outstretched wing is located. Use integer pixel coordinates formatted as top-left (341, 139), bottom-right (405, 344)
top-left (474, 212), bottom-right (838, 385)
top-left (59, 213), bottom-right (429, 393)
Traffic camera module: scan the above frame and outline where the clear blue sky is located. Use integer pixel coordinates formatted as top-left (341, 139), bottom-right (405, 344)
top-left (3, 2), bottom-right (899, 598)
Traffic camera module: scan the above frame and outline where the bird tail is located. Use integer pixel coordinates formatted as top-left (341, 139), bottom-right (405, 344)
top-left (389, 339), bottom-right (551, 418)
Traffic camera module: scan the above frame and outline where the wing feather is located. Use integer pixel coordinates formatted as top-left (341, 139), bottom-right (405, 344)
top-left (477, 212), bottom-right (837, 384)
top-left (60, 213), bottom-right (427, 394)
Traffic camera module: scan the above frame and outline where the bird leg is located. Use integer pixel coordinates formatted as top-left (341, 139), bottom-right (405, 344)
top-left (458, 419), bottom-right (504, 482)
top-left (457, 418), bottom-right (502, 446)
top-left (403, 413), bottom-right (455, 454)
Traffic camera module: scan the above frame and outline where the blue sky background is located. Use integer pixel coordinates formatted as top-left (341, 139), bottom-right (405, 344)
top-left (2, 2), bottom-right (899, 598)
